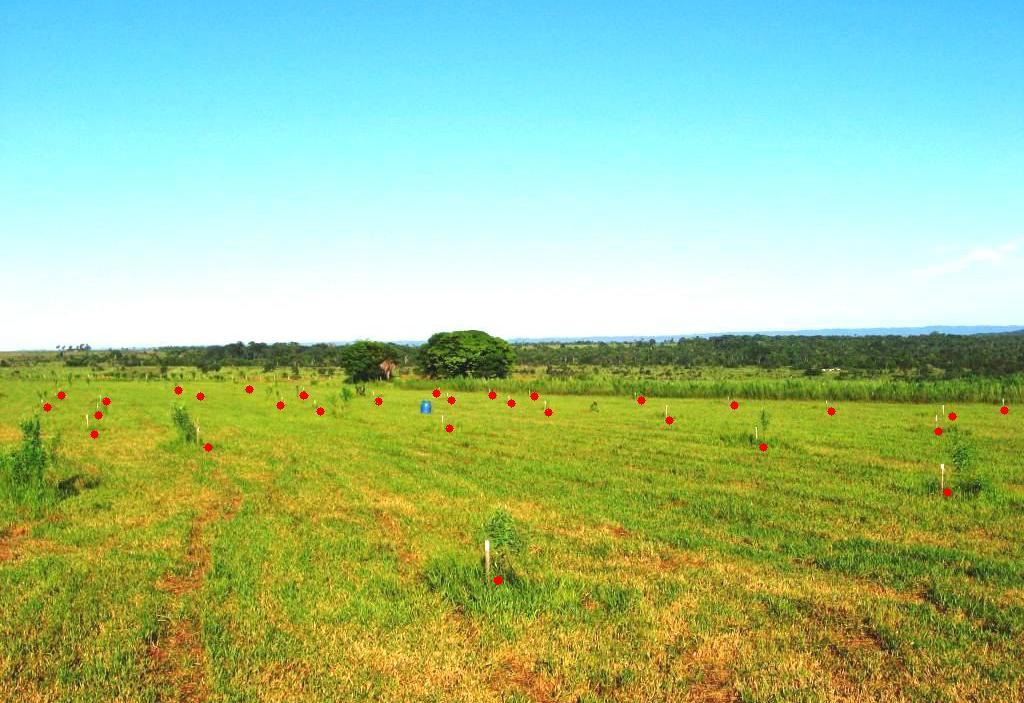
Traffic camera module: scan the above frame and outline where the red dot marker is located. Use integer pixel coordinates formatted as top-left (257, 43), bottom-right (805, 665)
top-left (948, 412), bottom-right (957, 421)
top-left (1000, 406), bottom-right (1009, 415)
top-left (94, 411), bottom-right (103, 420)
top-left (493, 576), bottom-right (503, 585)
top-left (102, 397), bottom-right (111, 406)
top-left (316, 407), bottom-right (325, 416)
top-left (488, 391), bottom-right (497, 400)
top-left (174, 386), bottom-right (183, 396)
top-left (89, 430), bottom-right (99, 439)
top-left (299, 390), bottom-right (309, 400)
top-left (245, 385), bottom-right (254, 394)
top-left (665, 416), bottom-right (674, 425)
top-left (637, 395), bottom-right (646, 405)
top-left (276, 400), bottom-right (285, 410)
top-left (759, 443), bottom-right (768, 452)
top-left (57, 391), bottom-right (67, 400)
top-left (934, 427), bottom-right (943, 436)
top-left (203, 442), bottom-right (213, 452)
top-left (432, 388), bottom-right (441, 398)
top-left (544, 408), bottom-right (553, 417)
top-left (530, 391), bottom-right (539, 401)
top-left (827, 407), bottom-right (836, 416)
top-left (374, 397), bottom-right (383, 406)
top-left (730, 400), bottom-right (739, 410)
top-left (507, 399), bottom-right (516, 408)
top-left (445, 424), bottom-right (454, 433)
top-left (43, 402), bottom-right (53, 412)
top-left (447, 396), bottom-right (456, 405)
top-left (943, 487), bottom-right (952, 497)
top-left (196, 392), bottom-right (205, 401)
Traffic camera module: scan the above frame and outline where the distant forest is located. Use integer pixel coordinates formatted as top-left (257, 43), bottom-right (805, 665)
top-left (40, 332), bottom-right (1024, 377)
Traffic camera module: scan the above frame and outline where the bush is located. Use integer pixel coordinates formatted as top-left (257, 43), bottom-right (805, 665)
top-left (171, 405), bottom-right (197, 445)
top-left (419, 330), bottom-right (515, 379)
top-left (949, 426), bottom-right (977, 473)
top-left (484, 508), bottom-right (527, 581)
top-left (947, 426), bottom-right (988, 497)
top-left (1, 417), bottom-right (55, 506)
top-left (340, 341), bottom-right (399, 382)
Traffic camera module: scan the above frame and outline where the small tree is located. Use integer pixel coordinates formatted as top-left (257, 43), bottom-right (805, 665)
top-left (948, 426), bottom-right (986, 496)
top-left (484, 508), bottom-right (527, 581)
top-left (0, 417), bottom-right (53, 506)
top-left (419, 331), bottom-right (515, 378)
top-left (171, 406), bottom-right (197, 445)
top-left (340, 341), bottom-right (400, 382)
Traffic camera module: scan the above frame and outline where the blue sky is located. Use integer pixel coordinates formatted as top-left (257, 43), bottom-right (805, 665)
top-left (2, 1), bottom-right (1022, 349)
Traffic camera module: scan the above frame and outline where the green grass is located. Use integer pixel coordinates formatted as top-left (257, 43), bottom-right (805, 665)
top-left (1, 373), bottom-right (1022, 701)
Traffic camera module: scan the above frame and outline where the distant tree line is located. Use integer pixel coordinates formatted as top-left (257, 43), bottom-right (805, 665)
top-left (513, 332), bottom-right (1024, 376)
top-left (51, 331), bottom-right (1024, 378)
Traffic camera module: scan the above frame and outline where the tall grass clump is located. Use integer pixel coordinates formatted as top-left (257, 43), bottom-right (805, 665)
top-left (947, 426), bottom-right (989, 497)
top-left (0, 417), bottom-right (56, 508)
top-left (396, 373), bottom-right (1024, 403)
top-left (484, 507), bottom-right (527, 582)
top-left (171, 405), bottom-right (197, 445)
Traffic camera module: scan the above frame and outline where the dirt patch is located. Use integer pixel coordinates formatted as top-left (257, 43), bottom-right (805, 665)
top-left (149, 493), bottom-right (241, 701)
top-left (146, 618), bottom-right (210, 703)
top-left (371, 507), bottom-right (420, 567)
top-left (489, 655), bottom-right (559, 703)
top-left (0, 524), bottom-right (29, 562)
top-left (683, 639), bottom-right (741, 703)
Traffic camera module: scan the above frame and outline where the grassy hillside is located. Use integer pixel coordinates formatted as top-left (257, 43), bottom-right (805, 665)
top-left (1, 374), bottom-right (1022, 702)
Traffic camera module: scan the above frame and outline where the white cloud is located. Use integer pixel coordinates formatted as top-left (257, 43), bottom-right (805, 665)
top-left (913, 240), bottom-right (1021, 279)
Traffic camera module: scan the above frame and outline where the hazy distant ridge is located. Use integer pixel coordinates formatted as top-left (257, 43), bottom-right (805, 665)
top-left (506, 325), bottom-right (1024, 344)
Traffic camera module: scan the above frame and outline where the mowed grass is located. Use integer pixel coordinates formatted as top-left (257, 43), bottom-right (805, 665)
top-left (1, 375), bottom-right (1022, 702)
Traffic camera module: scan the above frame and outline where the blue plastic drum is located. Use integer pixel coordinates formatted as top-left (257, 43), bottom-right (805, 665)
top-left (420, 400), bottom-right (432, 414)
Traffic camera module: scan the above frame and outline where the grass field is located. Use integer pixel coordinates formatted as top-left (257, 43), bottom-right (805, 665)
top-left (1, 374), bottom-right (1023, 702)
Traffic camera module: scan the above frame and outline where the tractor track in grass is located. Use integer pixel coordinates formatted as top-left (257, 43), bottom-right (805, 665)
top-left (149, 482), bottom-right (242, 702)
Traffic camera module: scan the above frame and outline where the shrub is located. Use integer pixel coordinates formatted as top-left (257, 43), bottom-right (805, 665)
top-left (759, 408), bottom-right (771, 431)
top-left (1, 416), bottom-right (55, 506)
top-left (949, 426), bottom-right (977, 473)
top-left (484, 508), bottom-right (527, 582)
top-left (171, 405), bottom-right (197, 445)
top-left (947, 426), bottom-right (988, 497)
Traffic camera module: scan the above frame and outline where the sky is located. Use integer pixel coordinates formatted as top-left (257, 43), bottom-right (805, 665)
top-left (1, 1), bottom-right (1022, 350)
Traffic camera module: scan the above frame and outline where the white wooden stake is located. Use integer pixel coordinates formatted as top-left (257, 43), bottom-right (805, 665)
top-left (484, 540), bottom-right (491, 579)
top-left (85, 414), bottom-right (89, 427)
top-left (940, 463), bottom-right (945, 492)
top-left (942, 404), bottom-right (945, 415)
top-left (755, 426), bottom-right (758, 440)
top-left (664, 404), bottom-right (668, 418)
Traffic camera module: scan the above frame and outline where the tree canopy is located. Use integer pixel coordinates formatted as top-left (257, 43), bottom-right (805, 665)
top-left (340, 341), bottom-right (401, 382)
top-left (418, 330), bottom-right (516, 378)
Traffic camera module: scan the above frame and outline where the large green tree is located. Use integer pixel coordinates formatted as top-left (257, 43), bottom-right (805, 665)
top-left (419, 330), bottom-right (516, 378)
top-left (340, 341), bottom-right (400, 382)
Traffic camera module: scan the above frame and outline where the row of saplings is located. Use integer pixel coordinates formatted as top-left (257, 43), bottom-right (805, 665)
top-left (0, 408), bottom-right (991, 518)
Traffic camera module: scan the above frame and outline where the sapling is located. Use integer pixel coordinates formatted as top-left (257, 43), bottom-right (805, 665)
top-left (483, 508), bottom-right (527, 582)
